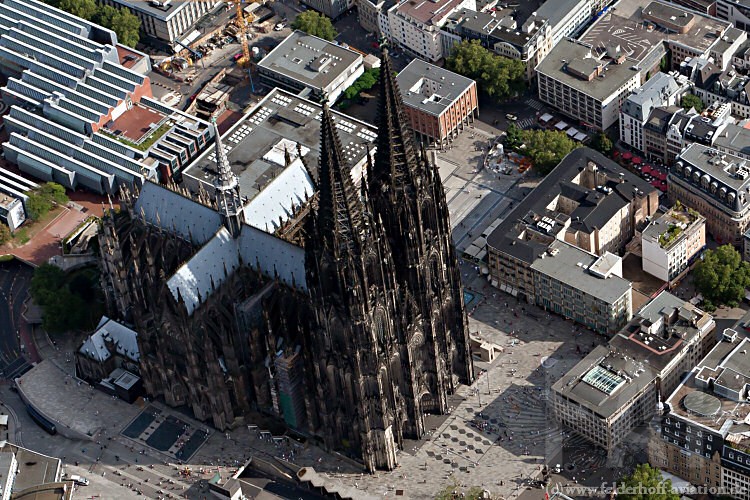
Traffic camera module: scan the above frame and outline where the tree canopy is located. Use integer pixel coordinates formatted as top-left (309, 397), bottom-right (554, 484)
top-left (591, 132), bottom-right (614, 156)
top-left (693, 244), bottom-right (750, 310)
top-left (342, 68), bottom-right (380, 101)
top-left (292, 11), bottom-right (337, 41)
top-left (617, 464), bottom-right (679, 500)
top-left (30, 265), bottom-right (103, 334)
top-left (43, 0), bottom-right (141, 47)
top-left (681, 93), bottom-right (704, 113)
top-left (446, 40), bottom-right (526, 102)
top-left (505, 125), bottom-right (580, 175)
top-left (435, 481), bottom-right (484, 500)
top-left (24, 182), bottom-right (68, 220)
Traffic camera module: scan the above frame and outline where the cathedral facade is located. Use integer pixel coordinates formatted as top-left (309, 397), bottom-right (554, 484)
top-left (98, 50), bottom-right (473, 471)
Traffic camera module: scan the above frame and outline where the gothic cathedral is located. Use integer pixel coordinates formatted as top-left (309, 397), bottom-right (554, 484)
top-left (98, 49), bottom-right (473, 472)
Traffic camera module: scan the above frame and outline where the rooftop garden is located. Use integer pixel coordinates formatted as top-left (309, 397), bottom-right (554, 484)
top-left (659, 224), bottom-right (683, 248)
top-left (101, 122), bottom-right (172, 152)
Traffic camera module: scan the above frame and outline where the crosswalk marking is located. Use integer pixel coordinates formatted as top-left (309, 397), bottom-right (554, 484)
top-left (524, 98), bottom-right (545, 111)
top-left (516, 118), bottom-right (534, 129)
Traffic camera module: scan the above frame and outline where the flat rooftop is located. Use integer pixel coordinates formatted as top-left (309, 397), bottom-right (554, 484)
top-left (535, 39), bottom-right (640, 101)
top-left (610, 291), bottom-right (713, 373)
top-left (182, 88), bottom-right (377, 203)
top-left (0, 442), bottom-right (61, 493)
top-left (107, 0), bottom-right (202, 21)
top-left (554, 345), bottom-right (656, 419)
top-left (257, 31), bottom-right (362, 91)
top-left (530, 240), bottom-right (631, 304)
top-left (579, 0), bottom-right (730, 64)
top-left (397, 59), bottom-right (475, 116)
top-left (104, 104), bottom-right (168, 143)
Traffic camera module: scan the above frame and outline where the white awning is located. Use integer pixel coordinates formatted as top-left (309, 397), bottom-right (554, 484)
top-left (554, 121), bottom-right (568, 130)
top-left (540, 113), bottom-right (554, 123)
top-left (574, 132), bottom-right (588, 142)
top-left (566, 127), bottom-right (579, 137)
top-left (179, 29), bottom-right (201, 47)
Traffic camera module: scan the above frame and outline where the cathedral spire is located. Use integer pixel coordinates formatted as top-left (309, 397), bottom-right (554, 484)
top-left (371, 47), bottom-right (418, 193)
top-left (316, 100), bottom-right (362, 254)
top-left (211, 118), bottom-right (244, 237)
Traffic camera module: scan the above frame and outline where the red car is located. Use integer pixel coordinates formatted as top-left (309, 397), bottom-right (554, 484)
top-left (233, 52), bottom-right (243, 62)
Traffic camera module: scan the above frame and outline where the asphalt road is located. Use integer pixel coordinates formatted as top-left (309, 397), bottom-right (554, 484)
top-left (0, 259), bottom-right (33, 377)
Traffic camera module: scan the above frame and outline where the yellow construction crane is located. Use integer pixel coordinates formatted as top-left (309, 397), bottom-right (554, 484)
top-left (234, 0), bottom-right (251, 68)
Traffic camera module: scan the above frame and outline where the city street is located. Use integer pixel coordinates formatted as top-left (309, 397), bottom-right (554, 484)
top-left (0, 259), bottom-right (33, 378)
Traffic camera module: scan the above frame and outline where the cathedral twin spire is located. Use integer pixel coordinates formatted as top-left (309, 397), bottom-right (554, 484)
top-left (315, 102), bottom-right (364, 256)
top-left (211, 119), bottom-right (244, 237)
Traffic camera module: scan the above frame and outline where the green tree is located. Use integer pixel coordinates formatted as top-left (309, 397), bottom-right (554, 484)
top-left (618, 463), bottom-right (679, 500)
top-left (591, 132), bottom-right (614, 156)
top-left (30, 264), bottom-right (102, 333)
top-left (522, 129), bottom-right (580, 175)
top-left (0, 224), bottom-right (11, 246)
top-left (56, 0), bottom-right (97, 20)
top-left (92, 4), bottom-right (117, 27)
top-left (681, 93), bottom-right (704, 113)
top-left (110, 8), bottom-right (141, 48)
top-left (24, 182), bottom-right (68, 220)
top-left (694, 244), bottom-right (750, 310)
top-left (505, 123), bottom-right (523, 149)
top-left (25, 192), bottom-right (53, 221)
top-left (291, 11), bottom-right (337, 41)
top-left (341, 68), bottom-right (381, 101)
top-left (446, 40), bottom-right (526, 102)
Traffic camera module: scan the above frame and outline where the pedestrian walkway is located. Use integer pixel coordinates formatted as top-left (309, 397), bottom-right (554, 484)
top-left (525, 98), bottom-right (545, 111)
top-left (516, 118), bottom-right (535, 130)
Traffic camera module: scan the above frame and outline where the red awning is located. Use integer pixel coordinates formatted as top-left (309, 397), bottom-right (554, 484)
top-left (632, 157), bottom-right (642, 164)
top-left (622, 152), bottom-right (632, 160)
top-left (642, 165), bottom-right (651, 174)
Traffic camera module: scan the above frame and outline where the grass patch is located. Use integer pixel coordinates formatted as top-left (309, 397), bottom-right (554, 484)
top-left (102, 122), bottom-right (172, 152)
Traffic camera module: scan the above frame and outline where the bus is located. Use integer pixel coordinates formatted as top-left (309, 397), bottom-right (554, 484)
top-left (26, 405), bottom-right (56, 435)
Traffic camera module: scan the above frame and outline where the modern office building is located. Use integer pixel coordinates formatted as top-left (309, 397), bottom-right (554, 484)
top-left (668, 143), bottom-right (750, 246)
top-left (641, 207), bottom-right (706, 284)
top-left (717, 0), bottom-right (750, 32)
top-left (486, 148), bottom-right (659, 333)
top-left (536, 39), bottom-right (642, 130)
top-left (396, 59), bottom-right (478, 148)
top-left (531, 240), bottom-right (633, 334)
top-left (553, 291), bottom-right (715, 451)
top-left (98, 0), bottom-right (223, 46)
top-left (578, 0), bottom-right (735, 74)
top-left (257, 31), bottom-right (365, 104)
top-left (620, 73), bottom-right (689, 154)
top-left (0, 0), bottom-right (213, 195)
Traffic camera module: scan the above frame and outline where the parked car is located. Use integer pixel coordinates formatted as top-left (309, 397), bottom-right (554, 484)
top-left (505, 113), bottom-right (518, 121)
top-left (274, 23), bottom-right (286, 31)
top-left (233, 52), bottom-right (243, 61)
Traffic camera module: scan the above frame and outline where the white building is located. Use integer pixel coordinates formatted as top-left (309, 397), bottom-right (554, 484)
top-left (99, 0), bottom-right (223, 46)
top-left (257, 31), bottom-right (365, 104)
top-left (0, 452), bottom-right (16, 500)
top-left (717, 0), bottom-right (750, 32)
top-left (620, 72), bottom-right (689, 154)
top-left (386, 0), bottom-right (476, 62)
top-left (0, 193), bottom-right (25, 232)
top-left (535, 0), bottom-right (604, 47)
top-left (536, 39), bottom-right (641, 130)
top-left (641, 207), bottom-right (706, 284)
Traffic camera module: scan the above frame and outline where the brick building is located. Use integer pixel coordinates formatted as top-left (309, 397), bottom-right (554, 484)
top-left (396, 59), bottom-right (478, 148)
